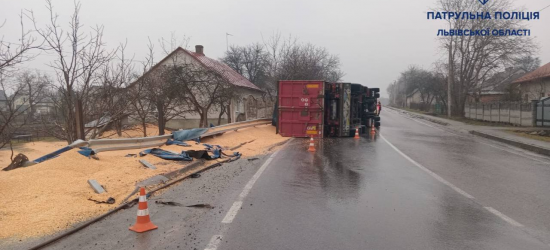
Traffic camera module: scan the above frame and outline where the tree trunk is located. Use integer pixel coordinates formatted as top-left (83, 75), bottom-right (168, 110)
top-left (217, 109), bottom-right (224, 126)
top-left (142, 121), bottom-right (147, 137)
top-left (226, 105), bottom-right (231, 124)
top-left (157, 103), bottom-right (165, 135)
top-left (115, 120), bottom-right (123, 136)
top-left (201, 107), bottom-right (209, 128)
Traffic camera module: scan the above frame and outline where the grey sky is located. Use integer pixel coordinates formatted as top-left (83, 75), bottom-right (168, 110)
top-left (2, 0), bottom-right (549, 97)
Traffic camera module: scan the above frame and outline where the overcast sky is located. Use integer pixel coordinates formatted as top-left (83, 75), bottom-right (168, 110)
top-left (1, 0), bottom-right (549, 97)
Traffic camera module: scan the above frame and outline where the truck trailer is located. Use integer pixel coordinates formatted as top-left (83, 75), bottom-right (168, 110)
top-left (276, 80), bottom-right (381, 138)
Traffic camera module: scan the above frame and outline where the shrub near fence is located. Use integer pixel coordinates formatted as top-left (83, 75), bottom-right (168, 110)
top-left (464, 102), bottom-right (534, 126)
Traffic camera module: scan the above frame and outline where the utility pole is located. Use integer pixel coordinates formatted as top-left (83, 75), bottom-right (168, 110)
top-left (447, 41), bottom-right (453, 117)
top-left (226, 33), bottom-right (233, 52)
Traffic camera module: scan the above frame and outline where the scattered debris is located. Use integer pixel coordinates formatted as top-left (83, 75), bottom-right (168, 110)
top-left (247, 158), bottom-right (259, 162)
top-left (137, 175), bottom-right (169, 187)
top-left (3, 153), bottom-right (29, 171)
top-left (186, 204), bottom-right (214, 209)
top-left (124, 154), bottom-right (137, 158)
top-left (87, 179), bottom-right (106, 194)
top-left (190, 173), bottom-right (201, 178)
top-left (140, 148), bottom-right (193, 161)
top-left (139, 159), bottom-right (157, 170)
top-left (87, 197), bottom-right (115, 204)
top-left (230, 140), bottom-right (256, 150)
top-left (155, 200), bottom-right (183, 206)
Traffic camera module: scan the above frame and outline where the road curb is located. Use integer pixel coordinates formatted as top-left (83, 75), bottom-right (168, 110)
top-left (469, 130), bottom-right (550, 157)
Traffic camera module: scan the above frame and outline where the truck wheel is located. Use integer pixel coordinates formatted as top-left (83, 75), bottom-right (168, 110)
top-left (375, 121), bottom-right (381, 127)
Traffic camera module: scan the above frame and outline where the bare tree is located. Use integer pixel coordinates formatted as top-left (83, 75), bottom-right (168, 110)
top-left (128, 73), bottom-right (154, 137)
top-left (0, 72), bottom-right (47, 154)
top-left (136, 41), bottom-right (188, 135)
top-left (30, 0), bottom-right (114, 142)
top-left (0, 12), bottom-right (41, 73)
top-left (436, 0), bottom-right (537, 116)
top-left (87, 42), bottom-right (136, 139)
top-left (170, 63), bottom-right (233, 128)
top-left (223, 34), bottom-right (345, 101)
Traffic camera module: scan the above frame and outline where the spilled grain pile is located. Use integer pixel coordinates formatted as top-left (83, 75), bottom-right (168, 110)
top-left (0, 124), bottom-right (287, 240)
top-left (99, 124), bottom-right (171, 139)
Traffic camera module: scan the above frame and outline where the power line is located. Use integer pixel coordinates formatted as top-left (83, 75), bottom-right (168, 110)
top-left (540, 4), bottom-right (550, 12)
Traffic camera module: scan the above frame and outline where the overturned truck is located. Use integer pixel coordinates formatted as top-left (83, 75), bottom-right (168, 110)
top-left (276, 80), bottom-right (381, 138)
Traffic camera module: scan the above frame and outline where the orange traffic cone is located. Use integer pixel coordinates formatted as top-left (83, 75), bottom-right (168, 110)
top-left (307, 136), bottom-right (316, 152)
top-left (129, 187), bottom-right (158, 233)
top-left (370, 122), bottom-right (376, 135)
top-left (354, 128), bottom-right (360, 139)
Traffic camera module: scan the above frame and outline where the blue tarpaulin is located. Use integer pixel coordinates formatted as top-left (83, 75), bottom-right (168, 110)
top-left (166, 139), bottom-right (190, 147)
top-left (140, 148), bottom-right (193, 161)
top-left (32, 146), bottom-right (73, 163)
top-left (77, 147), bottom-right (96, 157)
top-left (172, 128), bottom-right (209, 142)
top-left (203, 144), bottom-right (222, 150)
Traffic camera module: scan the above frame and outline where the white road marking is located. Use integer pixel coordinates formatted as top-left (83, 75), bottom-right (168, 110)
top-left (204, 235), bottom-right (223, 250)
top-left (203, 139), bottom-right (291, 250)
top-left (485, 207), bottom-right (524, 227)
top-left (381, 132), bottom-right (527, 229)
top-left (221, 201), bottom-right (242, 224)
top-left (388, 108), bottom-right (550, 164)
top-left (239, 158), bottom-right (274, 199)
top-left (380, 134), bottom-right (475, 200)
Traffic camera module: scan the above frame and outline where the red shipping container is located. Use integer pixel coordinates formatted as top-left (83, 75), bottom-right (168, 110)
top-left (278, 81), bottom-right (325, 138)
top-left (278, 80), bottom-right (324, 109)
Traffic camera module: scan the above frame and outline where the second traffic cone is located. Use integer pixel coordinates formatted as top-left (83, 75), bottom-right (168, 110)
top-left (354, 128), bottom-right (360, 139)
top-left (370, 122), bottom-right (376, 135)
top-left (307, 136), bottom-right (316, 152)
top-left (129, 187), bottom-right (158, 233)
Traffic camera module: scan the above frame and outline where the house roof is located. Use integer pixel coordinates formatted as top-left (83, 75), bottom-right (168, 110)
top-left (131, 47), bottom-right (262, 92)
top-left (481, 68), bottom-right (526, 94)
top-left (513, 62), bottom-right (550, 84)
top-left (182, 49), bottom-right (262, 91)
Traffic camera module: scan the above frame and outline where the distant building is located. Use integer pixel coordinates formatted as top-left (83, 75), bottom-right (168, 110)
top-left (131, 45), bottom-right (271, 129)
top-left (12, 92), bottom-right (54, 115)
top-left (406, 89), bottom-right (423, 108)
top-left (472, 67), bottom-right (527, 103)
top-left (513, 62), bottom-right (550, 102)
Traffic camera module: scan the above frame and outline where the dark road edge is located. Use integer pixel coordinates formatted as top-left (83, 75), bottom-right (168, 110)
top-left (470, 130), bottom-right (550, 157)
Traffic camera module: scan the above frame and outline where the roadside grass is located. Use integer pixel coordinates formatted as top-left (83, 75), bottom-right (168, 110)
top-left (504, 130), bottom-right (550, 143)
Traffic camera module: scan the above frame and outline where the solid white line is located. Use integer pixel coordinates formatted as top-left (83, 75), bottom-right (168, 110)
top-left (389, 109), bottom-right (550, 164)
top-left (379, 134), bottom-right (475, 200)
top-left (204, 235), bottom-right (223, 250)
top-left (221, 201), bottom-right (243, 224)
top-left (203, 139), bottom-right (291, 250)
top-left (239, 158), bottom-right (273, 199)
top-left (485, 207), bottom-right (524, 227)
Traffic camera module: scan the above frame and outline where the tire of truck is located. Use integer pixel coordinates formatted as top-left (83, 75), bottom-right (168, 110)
top-left (375, 121), bottom-right (381, 127)
top-left (373, 116), bottom-right (381, 121)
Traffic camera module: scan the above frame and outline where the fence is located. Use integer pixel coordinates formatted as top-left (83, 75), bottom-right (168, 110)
top-left (409, 102), bottom-right (447, 115)
top-left (536, 97), bottom-right (550, 127)
top-left (464, 102), bottom-right (534, 126)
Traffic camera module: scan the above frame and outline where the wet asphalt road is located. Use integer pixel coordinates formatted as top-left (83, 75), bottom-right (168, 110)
top-left (19, 109), bottom-right (550, 250)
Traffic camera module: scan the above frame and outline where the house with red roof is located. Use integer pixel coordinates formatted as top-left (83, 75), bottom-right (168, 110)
top-left (132, 45), bottom-right (270, 128)
top-left (513, 62), bottom-right (550, 102)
